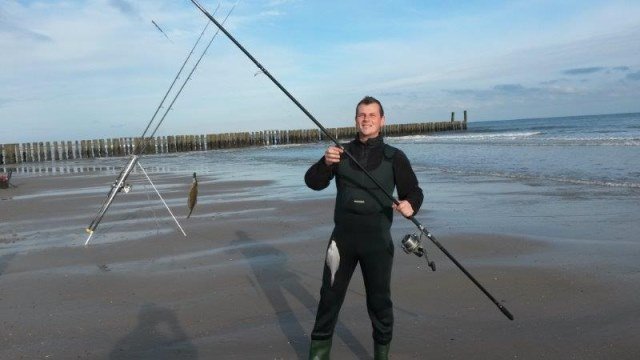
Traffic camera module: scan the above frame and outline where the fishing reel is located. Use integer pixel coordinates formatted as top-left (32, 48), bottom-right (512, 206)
top-left (400, 233), bottom-right (436, 271)
top-left (112, 180), bottom-right (132, 194)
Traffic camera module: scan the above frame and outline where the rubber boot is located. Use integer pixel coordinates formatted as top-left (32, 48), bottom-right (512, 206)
top-left (308, 338), bottom-right (332, 360)
top-left (374, 342), bottom-right (390, 360)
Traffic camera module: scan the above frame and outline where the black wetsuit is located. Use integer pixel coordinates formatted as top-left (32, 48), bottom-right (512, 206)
top-left (305, 135), bottom-right (423, 345)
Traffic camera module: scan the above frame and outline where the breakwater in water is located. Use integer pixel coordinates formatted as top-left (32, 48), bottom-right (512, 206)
top-left (0, 118), bottom-right (466, 165)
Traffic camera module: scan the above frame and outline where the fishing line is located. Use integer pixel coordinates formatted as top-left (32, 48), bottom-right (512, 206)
top-left (190, 0), bottom-right (514, 321)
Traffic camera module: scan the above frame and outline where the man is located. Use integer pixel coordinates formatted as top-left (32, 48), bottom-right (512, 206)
top-left (305, 96), bottom-right (423, 359)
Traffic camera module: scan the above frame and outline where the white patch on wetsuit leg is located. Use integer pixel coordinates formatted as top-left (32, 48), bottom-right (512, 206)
top-left (326, 240), bottom-right (340, 287)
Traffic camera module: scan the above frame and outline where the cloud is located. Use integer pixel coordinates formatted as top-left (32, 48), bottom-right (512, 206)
top-left (445, 82), bottom-right (588, 101)
top-left (540, 78), bottom-right (570, 85)
top-left (451, 84), bottom-right (549, 98)
top-left (2, 0), bottom-right (640, 143)
top-left (0, 22), bottom-right (52, 42)
top-left (561, 66), bottom-right (634, 77)
top-left (493, 84), bottom-right (530, 93)
top-left (612, 66), bottom-right (631, 72)
top-left (563, 67), bottom-right (605, 75)
top-left (108, 0), bottom-right (141, 19)
top-left (626, 71), bottom-right (640, 81)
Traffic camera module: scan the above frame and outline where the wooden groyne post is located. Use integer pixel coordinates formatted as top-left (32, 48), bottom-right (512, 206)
top-left (0, 113), bottom-right (468, 165)
top-left (1, 144), bottom-right (18, 165)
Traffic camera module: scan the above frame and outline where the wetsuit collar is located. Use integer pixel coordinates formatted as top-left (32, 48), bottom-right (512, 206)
top-left (356, 134), bottom-right (384, 147)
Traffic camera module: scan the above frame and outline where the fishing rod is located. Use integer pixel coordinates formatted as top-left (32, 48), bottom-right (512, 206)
top-left (85, 4), bottom-right (228, 243)
top-left (189, 0), bottom-right (514, 321)
top-left (152, 20), bottom-right (173, 43)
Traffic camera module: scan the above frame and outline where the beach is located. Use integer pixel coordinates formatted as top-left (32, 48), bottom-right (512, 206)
top-left (1, 156), bottom-right (639, 359)
top-left (2, 0), bottom-right (639, 357)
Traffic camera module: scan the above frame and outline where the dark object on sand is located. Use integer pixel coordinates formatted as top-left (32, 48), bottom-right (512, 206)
top-left (190, 0), bottom-right (514, 321)
top-left (187, 172), bottom-right (198, 218)
top-left (0, 169), bottom-right (13, 189)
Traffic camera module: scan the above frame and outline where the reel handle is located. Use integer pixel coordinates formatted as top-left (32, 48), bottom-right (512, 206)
top-left (427, 259), bottom-right (436, 271)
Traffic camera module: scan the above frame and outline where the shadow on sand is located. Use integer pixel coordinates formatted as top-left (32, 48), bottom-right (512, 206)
top-left (109, 303), bottom-right (198, 360)
top-left (231, 230), bottom-right (369, 358)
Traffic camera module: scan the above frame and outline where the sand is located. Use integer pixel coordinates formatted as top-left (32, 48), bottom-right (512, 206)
top-left (1, 172), bottom-right (639, 359)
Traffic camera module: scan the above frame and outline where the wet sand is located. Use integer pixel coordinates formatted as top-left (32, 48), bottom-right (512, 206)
top-left (1, 172), bottom-right (639, 359)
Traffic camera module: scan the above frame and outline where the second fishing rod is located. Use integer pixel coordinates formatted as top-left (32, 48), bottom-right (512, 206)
top-left (190, 0), bottom-right (514, 321)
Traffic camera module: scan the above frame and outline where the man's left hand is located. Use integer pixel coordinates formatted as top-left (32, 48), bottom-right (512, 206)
top-left (392, 200), bottom-right (414, 218)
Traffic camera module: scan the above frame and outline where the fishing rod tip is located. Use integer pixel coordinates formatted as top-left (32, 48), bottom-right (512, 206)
top-left (500, 306), bottom-right (515, 321)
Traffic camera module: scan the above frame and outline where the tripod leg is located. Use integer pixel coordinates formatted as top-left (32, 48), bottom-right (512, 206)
top-left (137, 162), bottom-right (187, 237)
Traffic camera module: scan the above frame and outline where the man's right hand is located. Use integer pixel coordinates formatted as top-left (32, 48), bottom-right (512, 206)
top-left (324, 146), bottom-right (344, 166)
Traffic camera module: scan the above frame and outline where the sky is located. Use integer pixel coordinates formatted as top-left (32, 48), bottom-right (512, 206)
top-left (1, 0), bottom-right (639, 143)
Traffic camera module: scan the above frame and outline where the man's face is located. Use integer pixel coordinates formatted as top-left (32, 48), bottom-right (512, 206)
top-left (355, 103), bottom-right (385, 141)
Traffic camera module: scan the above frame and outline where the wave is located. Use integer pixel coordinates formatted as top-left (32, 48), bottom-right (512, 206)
top-left (539, 137), bottom-right (640, 146)
top-left (433, 167), bottom-right (640, 189)
top-left (388, 132), bottom-right (640, 146)
top-left (389, 131), bottom-right (542, 142)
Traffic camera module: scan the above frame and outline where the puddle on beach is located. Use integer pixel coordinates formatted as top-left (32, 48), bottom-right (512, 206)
top-left (1, 156), bottom-right (204, 177)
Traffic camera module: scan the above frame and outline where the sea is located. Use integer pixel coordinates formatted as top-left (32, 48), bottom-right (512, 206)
top-left (6, 112), bottom-right (639, 186)
top-left (2, 112), bottom-right (639, 248)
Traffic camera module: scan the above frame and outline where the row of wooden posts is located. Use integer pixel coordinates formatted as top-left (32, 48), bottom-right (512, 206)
top-left (0, 115), bottom-right (467, 165)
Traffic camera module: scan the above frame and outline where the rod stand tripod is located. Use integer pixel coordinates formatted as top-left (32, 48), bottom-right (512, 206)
top-left (84, 156), bottom-right (186, 245)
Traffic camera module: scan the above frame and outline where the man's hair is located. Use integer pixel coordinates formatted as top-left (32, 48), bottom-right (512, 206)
top-left (355, 96), bottom-right (384, 117)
